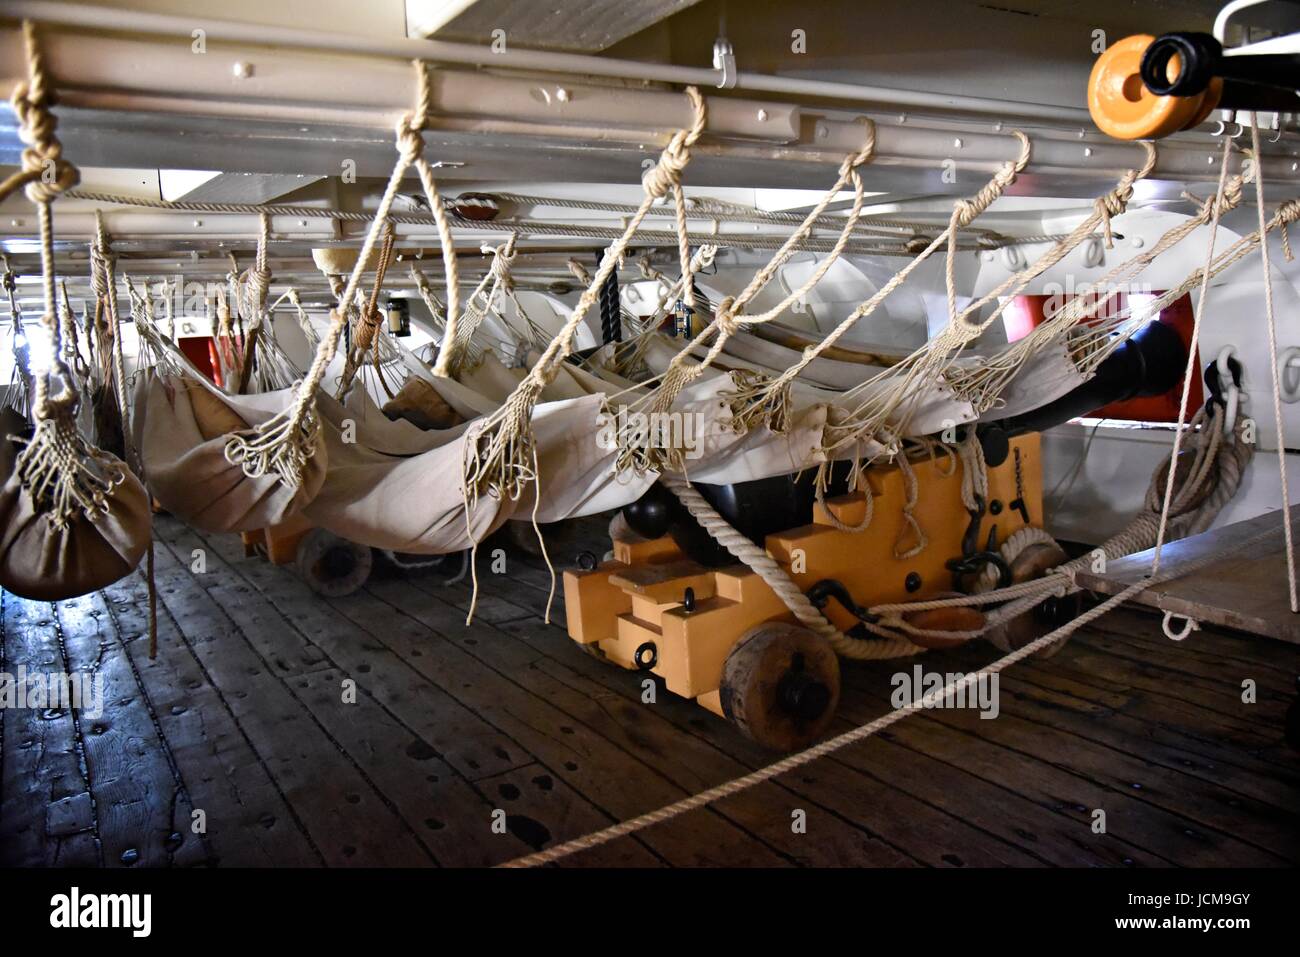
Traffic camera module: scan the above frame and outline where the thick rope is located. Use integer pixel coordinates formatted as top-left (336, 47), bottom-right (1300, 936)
top-left (0, 22), bottom-right (79, 207)
top-left (499, 509), bottom-right (1279, 868)
top-left (661, 476), bottom-right (922, 660)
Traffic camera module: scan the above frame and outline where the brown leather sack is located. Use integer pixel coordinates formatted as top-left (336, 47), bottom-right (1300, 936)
top-left (381, 376), bottom-right (465, 431)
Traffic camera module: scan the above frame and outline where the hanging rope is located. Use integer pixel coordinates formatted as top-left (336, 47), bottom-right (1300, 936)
top-left (335, 223), bottom-right (396, 398)
top-left (462, 86), bottom-right (708, 508)
top-left (728, 131), bottom-right (1040, 437)
top-left (222, 59), bottom-right (458, 489)
top-left (9, 21), bottom-right (130, 534)
top-left (611, 122), bottom-right (878, 476)
top-left (1151, 138), bottom-right (1233, 577)
top-left (1248, 113), bottom-right (1299, 612)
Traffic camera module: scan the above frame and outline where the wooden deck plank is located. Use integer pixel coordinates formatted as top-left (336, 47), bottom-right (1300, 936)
top-left (0, 593), bottom-right (101, 867)
top-left (349, 577), bottom-right (793, 866)
top-left (190, 527), bottom-right (743, 865)
top-left (483, 611), bottom-right (921, 866)
top-left (1074, 508), bottom-right (1300, 643)
top-left (483, 613), bottom-right (1040, 868)
top-left (148, 540), bottom-right (434, 866)
top-left (195, 529), bottom-right (530, 783)
top-left (99, 574), bottom-right (320, 867)
top-left (4, 512), bottom-right (1297, 869)
top-left (841, 656), bottom-right (1296, 865)
top-left (52, 590), bottom-right (205, 868)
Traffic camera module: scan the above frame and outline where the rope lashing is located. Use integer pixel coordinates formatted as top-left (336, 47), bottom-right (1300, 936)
top-left (0, 22), bottom-right (79, 206)
top-left (836, 158), bottom-right (1243, 455)
top-left (7, 21), bottom-right (133, 536)
top-left (223, 58), bottom-right (459, 489)
top-left (728, 129), bottom-right (1037, 437)
top-left (442, 233), bottom-right (519, 374)
top-left (335, 223), bottom-right (397, 398)
top-left (945, 131), bottom-right (1032, 326)
top-left (238, 212), bottom-right (273, 322)
top-left (613, 122), bottom-right (879, 474)
top-left (597, 249), bottom-right (621, 345)
top-left (462, 86), bottom-right (708, 510)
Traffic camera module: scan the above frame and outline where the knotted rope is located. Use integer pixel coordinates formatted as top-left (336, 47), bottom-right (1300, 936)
top-left (441, 233), bottom-right (520, 375)
top-left (613, 122), bottom-right (879, 475)
top-left (7, 21), bottom-right (134, 539)
top-left (728, 131), bottom-right (1042, 437)
top-left (0, 22), bottom-right (79, 207)
top-left (335, 223), bottom-right (396, 398)
top-left (461, 86), bottom-right (708, 509)
top-left (223, 59), bottom-right (459, 489)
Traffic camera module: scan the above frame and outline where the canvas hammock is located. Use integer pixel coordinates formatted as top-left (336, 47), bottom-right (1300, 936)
top-left (130, 221), bottom-right (331, 534)
top-left (0, 22), bottom-right (151, 602)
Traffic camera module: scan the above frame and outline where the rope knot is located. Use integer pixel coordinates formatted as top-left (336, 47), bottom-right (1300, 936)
top-left (641, 86), bottom-right (706, 200)
top-left (9, 23), bottom-right (79, 205)
top-left (713, 295), bottom-right (739, 336)
top-left (642, 140), bottom-right (690, 200)
top-left (395, 112), bottom-right (426, 164)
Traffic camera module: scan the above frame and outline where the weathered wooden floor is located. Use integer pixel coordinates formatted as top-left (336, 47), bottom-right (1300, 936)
top-left (2, 514), bottom-right (1298, 867)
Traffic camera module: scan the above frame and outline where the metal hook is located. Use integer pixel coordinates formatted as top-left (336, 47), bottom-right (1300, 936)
top-left (712, 37), bottom-right (737, 90)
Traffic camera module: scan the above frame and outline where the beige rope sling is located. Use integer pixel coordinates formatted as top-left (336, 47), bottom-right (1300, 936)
top-left (0, 22), bottom-right (152, 614)
top-left (8, 22), bottom-right (123, 528)
top-left (460, 86), bottom-right (709, 508)
top-left (728, 131), bottom-right (1037, 441)
top-left (222, 60), bottom-right (460, 490)
top-left (609, 123), bottom-right (879, 477)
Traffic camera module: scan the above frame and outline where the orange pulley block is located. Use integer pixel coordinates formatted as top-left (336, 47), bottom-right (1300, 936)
top-left (1088, 34), bottom-right (1222, 140)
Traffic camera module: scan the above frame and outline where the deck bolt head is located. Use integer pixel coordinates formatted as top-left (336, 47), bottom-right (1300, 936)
top-left (193, 219), bottom-right (203, 228)
top-left (232, 61), bottom-right (253, 79)
top-left (1132, 236), bottom-right (1145, 248)
top-left (815, 122), bottom-right (828, 139)
top-left (1084, 147), bottom-right (1093, 157)
top-left (757, 108), bottom-right (769, 121)
top-left (555, 86), bottom-right (570, 102)
top-left (953, 137), bottom-right (963, 149)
